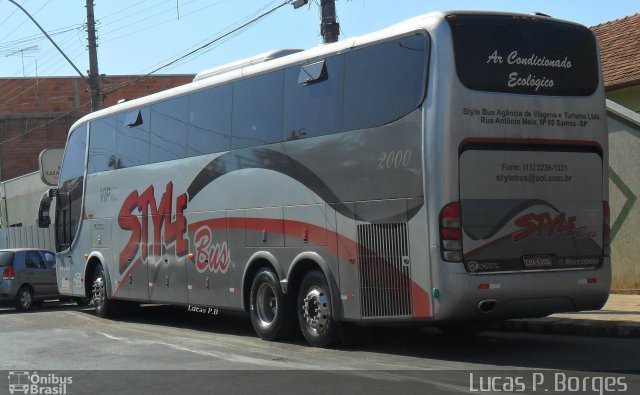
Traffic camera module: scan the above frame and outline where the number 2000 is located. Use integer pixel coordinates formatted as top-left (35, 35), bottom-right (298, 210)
top-left (378, 149), bottom-right (412, 169)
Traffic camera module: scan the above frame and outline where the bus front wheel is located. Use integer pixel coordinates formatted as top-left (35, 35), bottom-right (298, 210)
top-left (92, 265), bottom-right (117, 318)
top-left (297, 270), bottom-right (338, 347)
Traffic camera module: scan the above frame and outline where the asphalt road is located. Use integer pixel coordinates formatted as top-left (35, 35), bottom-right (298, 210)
top-left (1, 302), bottom-right (639, 394)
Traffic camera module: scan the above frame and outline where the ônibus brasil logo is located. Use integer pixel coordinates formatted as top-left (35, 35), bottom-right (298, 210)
top-left (8, 371), bottom-right (72, 394)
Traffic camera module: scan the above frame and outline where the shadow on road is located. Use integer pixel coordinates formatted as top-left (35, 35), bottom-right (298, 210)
top-left (68, 304), bottom-right (640, 372)
top-left (0, 300), bottom-right (92, 315)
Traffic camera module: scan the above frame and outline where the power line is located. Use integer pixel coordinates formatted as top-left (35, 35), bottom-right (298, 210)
top-left (98, 0), bottom-right (232, 45)
top-left (0, 25), bottom-right (81, 51)
top-left (1, 0), bottom-right (257, 82)
top-left (129, 0), bottom-right (281, 75)
top-left (6, 0), bottom-right (88, 82)
top-left (0, 0), bottom-right (293, 142)
top-left (0, 37), bottom-right (85, 108)
top-left (104, 0), bottom-right (293, 98)
top-left (0, 0), bottom-right (53, 44)
top-left (98, 0), bottom-right (193, 31)
top-left (97, 0), bottom-right (154, 22)
top-left (0, 43), bottom-right (86, 110)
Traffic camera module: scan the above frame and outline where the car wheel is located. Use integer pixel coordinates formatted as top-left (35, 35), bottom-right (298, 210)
top-left (249, 267), bottom-right (295, 341)
top-left (15, 286), bottom-right (34, 311)
top-left (297, 270), bottom-right (339, 347)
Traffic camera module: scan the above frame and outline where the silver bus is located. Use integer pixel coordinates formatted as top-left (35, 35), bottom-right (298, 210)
top-left (39, 11), bottom-right (610, 347)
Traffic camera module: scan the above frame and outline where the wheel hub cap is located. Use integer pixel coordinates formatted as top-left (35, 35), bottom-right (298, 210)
top-left (21, 291), bottom-right (32, 308)
top-left (92, 277), bottom-right (105, 306)
top-left (302, 288), bottom-right (329, 331)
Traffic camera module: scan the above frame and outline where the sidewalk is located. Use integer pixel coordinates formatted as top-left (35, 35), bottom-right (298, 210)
top-left (491, 294), bottom-right (640, 338)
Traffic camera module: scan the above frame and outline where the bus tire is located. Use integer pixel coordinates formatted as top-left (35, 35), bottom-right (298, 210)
top-left (297, 270), bottom-right (339, 347)
top-left (92, 264), bottom-right (117, 318)
top-left (249, 267), bottom-right (295, 341)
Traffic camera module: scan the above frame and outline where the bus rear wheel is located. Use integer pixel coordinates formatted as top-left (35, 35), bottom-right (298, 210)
top-left (297, 270), bottom-right (338, 347)
top-left (249, 267), bottom-right (295, 341)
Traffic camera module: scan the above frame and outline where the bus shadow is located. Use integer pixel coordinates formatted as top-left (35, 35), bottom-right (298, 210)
top-left (78, 304), bottom-right (263, 339)
top-left (76, 304), bottom-right (640, 372)
top-left (358, 326), bottom-right (640, 372)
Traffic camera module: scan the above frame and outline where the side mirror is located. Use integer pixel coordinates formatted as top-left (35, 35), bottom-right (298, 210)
top-left (38, 188), bottom-right (57, 228)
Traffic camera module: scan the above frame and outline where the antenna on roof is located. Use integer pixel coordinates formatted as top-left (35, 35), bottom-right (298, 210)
top-left (2, 45), bottom-right (39, 77)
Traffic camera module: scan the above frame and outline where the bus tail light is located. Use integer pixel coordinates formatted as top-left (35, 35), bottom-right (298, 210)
top-left (2, 266), bottom-right (15, 281)
top-left (603, 201), bottom-right (610, 256)
top-left (440, 202), bottom-right (463, 262)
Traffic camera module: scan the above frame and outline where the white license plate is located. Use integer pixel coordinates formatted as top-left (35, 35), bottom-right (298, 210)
top-left (522, 255), bottom-right (553, 268)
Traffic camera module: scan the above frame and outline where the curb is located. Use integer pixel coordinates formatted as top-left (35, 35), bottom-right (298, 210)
top-left (489, 318), bottom-right (640, 338)
top-left (611, 289), bottom-right (640, 295)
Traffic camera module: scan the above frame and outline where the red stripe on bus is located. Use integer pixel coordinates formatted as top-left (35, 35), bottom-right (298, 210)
top-left (189, 217), bottom-right (359, 267)
top-left (412, 281), bottom-right (431, 318)
top-left (113, 217), bottom-right (430, 317)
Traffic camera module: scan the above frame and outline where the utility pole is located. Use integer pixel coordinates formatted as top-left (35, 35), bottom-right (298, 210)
top-left (292, 0), bottom-right (340, 44)
top-left (85, 0), bottom-right (101, 111)
top-left (319, 0), bottom-right (340, 44)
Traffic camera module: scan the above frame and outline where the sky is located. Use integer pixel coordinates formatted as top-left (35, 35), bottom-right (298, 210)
top-left (0, 0), bottom-right (638, 80)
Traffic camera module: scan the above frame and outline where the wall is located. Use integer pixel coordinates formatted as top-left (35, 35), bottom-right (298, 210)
top-left (0, 113), bottom-right (75, 181)
top-left (607, 100), bottom-right (640, 291)
top-left (607, 85), bottom-right (640, 113)
top-left (0, 75), bottom-right (194, 182)
top-left (0, 171), bottom-right (50, 227)
top-left (0, 172), bottom-right (54, 250)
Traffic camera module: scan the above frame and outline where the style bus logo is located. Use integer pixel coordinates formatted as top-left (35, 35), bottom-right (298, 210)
top-left (118, 182), bottom-right (231, 276)
top-left (8, 371), bottom-right (73, 394)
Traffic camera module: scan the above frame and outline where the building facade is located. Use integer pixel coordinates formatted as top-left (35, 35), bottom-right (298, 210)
top-left (592, 13), bottom-right (640, 112)
top-left (592, 15), bottom-right (640, 291)
top-left (0, 75), bottom-right (194, 181)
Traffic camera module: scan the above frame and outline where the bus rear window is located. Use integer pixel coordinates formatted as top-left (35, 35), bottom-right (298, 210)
top-left (447, 14), bottom-right (599, 96)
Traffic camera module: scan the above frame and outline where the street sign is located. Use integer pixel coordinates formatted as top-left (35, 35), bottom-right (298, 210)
top-left (38, 148), bottom-right (64, 186)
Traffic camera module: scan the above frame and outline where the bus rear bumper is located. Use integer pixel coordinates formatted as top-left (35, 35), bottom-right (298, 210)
top-left (431, 260), bottom-right (611, 322)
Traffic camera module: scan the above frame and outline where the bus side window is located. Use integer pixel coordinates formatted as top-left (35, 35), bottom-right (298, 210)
top-left (283, 55), bottom-right (344, 141)
top-left (232, 70), bottom-right (284, 149)
top-left (88, 117), bottom-right (117, 173)
top-left (150, 96), bottom-right (188, 163)
top-left (188, 85), bottom-right (232, 156)
top-left (343, 33), bottom-right (427, 131)
top-left (118, 107), bottom-right (150, 167)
